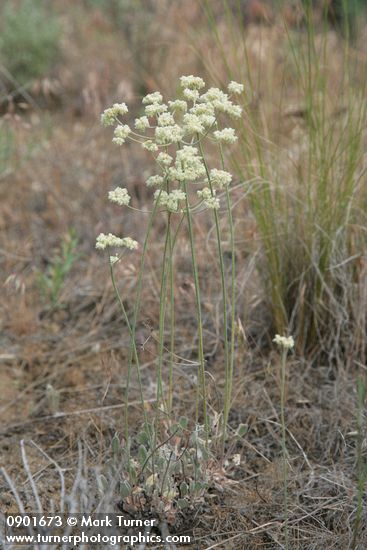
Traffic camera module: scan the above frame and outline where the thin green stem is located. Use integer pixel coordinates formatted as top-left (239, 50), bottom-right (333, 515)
top-left (124, 200), bottom-right (161, 440)
top-left (109, 258), bottom-right (148, 440)
top-left (218, 139), bottom-right (236, 445)
top-left (280, 348), bottom-right (289, 549)
top-left (156, 214), bottom-right (171, 406)
top-left (167, 221), bottom-right (175, 413)
top-left (182, 181), bottom-right (209, 440)
top-left (197, 138), bottom-right (230, 450)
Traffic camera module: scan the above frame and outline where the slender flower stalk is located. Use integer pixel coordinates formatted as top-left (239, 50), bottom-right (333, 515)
top-left (167, 222), bottom-right (175, 413)
top-left (183, 179), bottom-right (209, 440)
top-left (109, 258), bottom-right (148, 439)
top-left (280, 346), bottom-right (289, 550)
top-left (156, 214), bottom-right (171, 406)
top-left (122, 202), bottom-right (161, 440)
top-left (218, 137), bottom-right (236, 445)
top-left (197, 138), bottom-right (230, 449)
top-left (273, 334), bottom-right (294, 550)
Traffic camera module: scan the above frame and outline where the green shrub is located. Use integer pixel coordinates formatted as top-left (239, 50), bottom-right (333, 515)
top-left (0, 0), bottom-right (61, 86)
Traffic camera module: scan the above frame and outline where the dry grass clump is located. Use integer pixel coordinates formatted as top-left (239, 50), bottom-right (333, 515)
top-left (201, 1), bottom-right (367, 363)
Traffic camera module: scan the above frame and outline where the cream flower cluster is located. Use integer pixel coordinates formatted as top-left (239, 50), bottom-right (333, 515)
top-left (169, 146), bottom-right (206, 182)
top-left (228, 81), bottom-right (244, 95)
top-left (273, 334), bottom-right (295, 350)
top-left (102, 74), bottom-right (242, 150)
top-left (99, 75), bottom-right (243, 217)
top-left (154, 189), bottom-right (186, 213)
top-left (101, 103), bottom-right (128, 126)
top-left (96, 233), bottom-right (138, 251)
top-left (209, 169), bottom-right (232, 189)
top-left (113, 124), bottom-right (131, 145)
top-left (197, 188), bottom-right (220, 210)
top-left (108, 187), bottom-right (131, 206)
top-left (213, 128), bottom-right (237, 144)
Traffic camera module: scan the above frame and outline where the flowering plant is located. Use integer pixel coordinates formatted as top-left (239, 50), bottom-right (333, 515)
top-left (97, 76), bottom-right (243, 490)
top-left (97, 76), bottom-right (242, 252)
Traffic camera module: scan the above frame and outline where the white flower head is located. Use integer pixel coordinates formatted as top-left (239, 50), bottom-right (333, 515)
top-left (96, 233), bottom-right (138, 250)
top-left (273, 334), bottom-right (295, 350)
top-left (101, 111), bottom-right (115, 127)
top-left (142, 140), bottom-right (159, 152)
top-left (200, 87), bottom-right (228, 105)
top-left (169, 146), bottom-right (205, 182)
top-left (122, 237), bottom-right (139, 250)
top-left (183, 88), bottom-right (200, 102)
top-left (145, 103), bottom-right (168, 117)
top-left (101, 103), bottom-right (128, 126)
top-left (154, 189), bottom-right (186, 212)
top-left (209, 169), bottom-right (232, 189)
top-left (157, 112), bottom-right (175, 127)
top-left (225, 103), bottom-right (242, 118)
top-left (154, 189), bottom-right (168, 205)
top-left (200, 88), bottom-right (242, 118)
top-left (113, 103), bottom-right (129, 114)
top-left (213, 127), bottom-right (237, 144)
top-left (112, 124), bottom-right (131, 145)
top-left (168, 99), bottom-right (188, 113)
top-left (142, 91), bottom-right (163, 105)
top-left (197, 187), bottom-right (220, 209)
top-left (157, 152), bottom-right (173, 167)
top-left (180, 75), bottom-right (205, 90)
top-left (108, 187), bottom-right (131, 206)
top-left (228, 81), bottom-right (244, 95)
top-left (109, 255), bottom-right (120, 265)
top-left (183, 113), bottom-right (205, 135)
top-left (190, 103), bottom-right (216, 127)
top-left (134, 116), bottom-right (150, 131)
top-left (155, 124), bottom-right (184, 145)
top-left (146, 174), bottom-right (164, 187)
top-left (167, 189), bottom-right (186, 212)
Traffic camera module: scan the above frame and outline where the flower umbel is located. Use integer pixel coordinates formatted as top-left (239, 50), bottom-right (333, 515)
top-left (209, 169), bottom-right (232, 189)
top-left (197, 188), bottom-right (220, 210)
top-left (228, 81), bottom-right (244, 95)
top-left (101, 103), bottom-right (128, 126)
top-left (108, 187), bottom-right (131, 206)
top-left (213, 128), bottom-right (237, 144)
top-left (96, 233), bottom-right (138, 251)
top-left (273, 334), bottom-right (295, 350)
top-left (113, 124), bottom-right (131, 145)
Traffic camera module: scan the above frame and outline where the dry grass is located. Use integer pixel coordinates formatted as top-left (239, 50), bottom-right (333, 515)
top-left (1, 1), bottom-right (367, 548)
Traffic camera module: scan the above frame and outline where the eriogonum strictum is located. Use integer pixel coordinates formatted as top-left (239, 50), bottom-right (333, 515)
top-left (96, 75), bottom-right (243, 259)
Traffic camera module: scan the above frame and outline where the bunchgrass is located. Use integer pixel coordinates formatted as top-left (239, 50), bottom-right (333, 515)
top-left (202, 0), bottom-right (367, 362)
